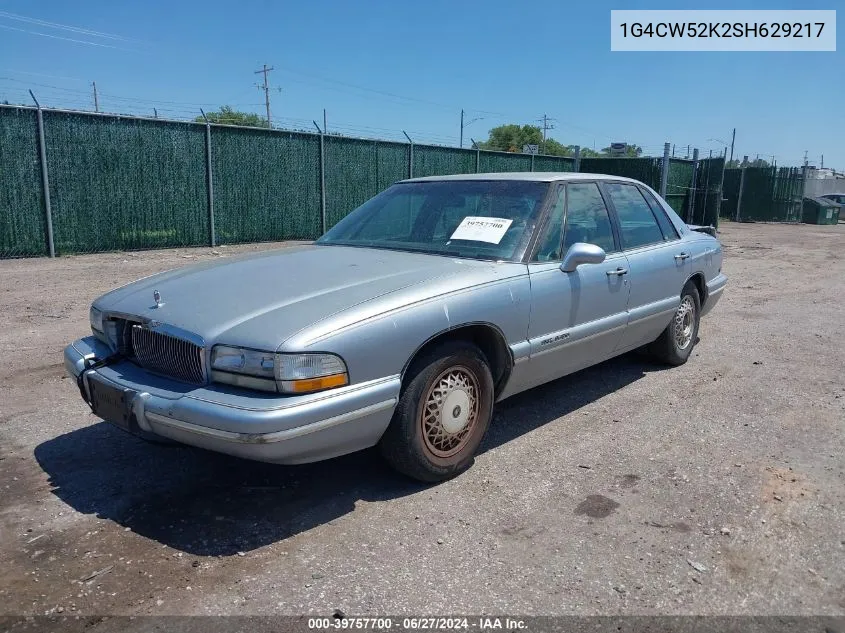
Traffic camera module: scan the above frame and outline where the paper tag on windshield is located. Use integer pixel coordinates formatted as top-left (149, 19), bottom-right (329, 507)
top-left (449, 217), bottom-right (513, 244)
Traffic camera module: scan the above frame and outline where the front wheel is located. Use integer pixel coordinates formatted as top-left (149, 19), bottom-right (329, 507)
top-left (379, 341), bottom-right (494, 482)
top-left (650, 281), bottom-right (701, 366)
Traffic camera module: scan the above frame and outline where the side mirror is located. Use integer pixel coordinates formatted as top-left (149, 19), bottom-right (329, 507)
top-left (560, 242), bottom-right (606, 273)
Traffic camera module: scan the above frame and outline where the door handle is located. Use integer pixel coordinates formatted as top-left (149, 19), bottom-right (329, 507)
top-left (606, 267), bottom-right (628, 276)
top-left (674, 252), bottom-right (690, 261)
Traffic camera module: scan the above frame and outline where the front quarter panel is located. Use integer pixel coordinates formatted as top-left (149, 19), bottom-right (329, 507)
top-left (281, 265), bottom-right (532, 387)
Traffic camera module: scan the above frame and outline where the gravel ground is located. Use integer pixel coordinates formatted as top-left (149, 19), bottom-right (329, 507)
top-left (0, 223), bottom-right (843, 617)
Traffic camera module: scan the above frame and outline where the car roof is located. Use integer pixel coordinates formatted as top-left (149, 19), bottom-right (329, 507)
top-left (401, 172), bottom-right (643, 184)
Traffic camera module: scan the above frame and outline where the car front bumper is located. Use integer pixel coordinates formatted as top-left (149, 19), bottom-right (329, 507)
top-left (64, 336), bottom-right (400, 464)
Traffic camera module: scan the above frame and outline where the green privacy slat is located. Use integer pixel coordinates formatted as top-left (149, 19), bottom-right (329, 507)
top-left (479, 150), bottom-right (532, 173)
top-left (664, 159), bottom-right (695, 217)
top-left (324, 136), bottom-right (408, 229)
top-left (413, 145), bottom-right (476, 177)
top-left (581, 157), bottom-right (662, 190)
top-left (692, 157), bottom-right (725, 227)
top-left (212, 127), bottom-right (321, 243)
top-left (0, 107), bottom-right (47, 257)
top-left (43, 111), bottom-right (209, 254)
top-left (533, 155), bottom-right (576, 172)
top-left (721, 167), bottom-right (804, 222)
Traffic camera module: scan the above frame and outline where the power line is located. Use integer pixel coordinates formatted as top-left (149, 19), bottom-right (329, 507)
top-left (0, 23), bottom-right (137, 52)
top-left (0, 10), bottom-right (143, 43)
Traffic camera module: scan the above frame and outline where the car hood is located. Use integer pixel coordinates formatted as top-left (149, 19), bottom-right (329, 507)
top-left (96, 245), bottom-right (518, 350)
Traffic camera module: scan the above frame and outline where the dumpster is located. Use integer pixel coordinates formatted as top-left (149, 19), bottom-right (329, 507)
top-left (802, 196), bottom-right (841, 225)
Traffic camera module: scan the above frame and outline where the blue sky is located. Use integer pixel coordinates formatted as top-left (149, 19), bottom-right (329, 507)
top-left (0, 0), bottom-right (841, 167)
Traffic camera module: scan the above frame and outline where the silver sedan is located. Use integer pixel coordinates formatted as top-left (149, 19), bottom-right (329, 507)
top-left (64, 173), bottom-right (727, 482)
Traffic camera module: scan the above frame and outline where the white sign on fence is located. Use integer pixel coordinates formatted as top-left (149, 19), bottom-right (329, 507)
top-left (523, 144), bottom-right (538, 155)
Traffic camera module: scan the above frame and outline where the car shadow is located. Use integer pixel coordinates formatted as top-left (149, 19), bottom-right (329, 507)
top-left (34, 352), bottom-right (667, 556)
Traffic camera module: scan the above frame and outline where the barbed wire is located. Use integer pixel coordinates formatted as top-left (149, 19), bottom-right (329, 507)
top-left (0, 79), bottom-right (806, 164)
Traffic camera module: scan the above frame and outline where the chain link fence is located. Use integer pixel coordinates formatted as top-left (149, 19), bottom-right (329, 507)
top-left (1, 104), bottom-right (730, 258)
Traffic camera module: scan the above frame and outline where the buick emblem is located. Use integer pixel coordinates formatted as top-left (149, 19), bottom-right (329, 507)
top-left (153, 290), bottom-right (163, 307)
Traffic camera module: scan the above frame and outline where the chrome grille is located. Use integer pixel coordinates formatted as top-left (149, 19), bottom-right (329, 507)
top-left (130, 324), bottom-right (205, 384)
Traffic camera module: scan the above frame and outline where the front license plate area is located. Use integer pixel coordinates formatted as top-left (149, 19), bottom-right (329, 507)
top-left (88, 376), bottom-right (136, 432)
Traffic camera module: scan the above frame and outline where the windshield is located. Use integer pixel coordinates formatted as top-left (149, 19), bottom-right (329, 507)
top-left (316, 180), bottom-right (550, 261)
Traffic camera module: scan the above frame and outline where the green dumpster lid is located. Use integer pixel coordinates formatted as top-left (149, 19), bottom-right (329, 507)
top-left (806, 196), bottom-right (842, 208)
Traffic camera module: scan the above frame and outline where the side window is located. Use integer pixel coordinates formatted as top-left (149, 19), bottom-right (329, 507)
top-left (604, 183), bottom-right (665, 249)
top-left (533, 187), bottom-right (565, 261)
top-left (563, 183), bottom-right (616, 253)
top-left (639, 187), bottom-right (680, 240)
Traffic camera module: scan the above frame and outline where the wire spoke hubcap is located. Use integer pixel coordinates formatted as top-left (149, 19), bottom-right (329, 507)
top-left (673, 295), bottom-right (695, 350)
top-left (420, 366), bottom-right (480, 459)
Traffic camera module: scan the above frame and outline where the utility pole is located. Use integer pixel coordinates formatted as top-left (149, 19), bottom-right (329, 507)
top-left (539, 114), bottom-right (555, 154)
top-left (92, 81), bottom-right (99, 112)
top-left (821, 154), bottom-right (824, 169)
top-left (729, 127), bottom-right (735, 164)
top-left (254, 64), bottom-right (274, 127)
top-left (460, 110), bottom-right (484, 149)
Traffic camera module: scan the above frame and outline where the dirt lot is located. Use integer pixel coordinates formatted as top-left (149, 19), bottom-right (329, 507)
top-left (0, 223), bottom-right (843, 618)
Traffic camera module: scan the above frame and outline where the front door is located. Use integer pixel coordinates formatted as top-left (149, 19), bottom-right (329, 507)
top-left (525, 182), bottom-right (631, 387)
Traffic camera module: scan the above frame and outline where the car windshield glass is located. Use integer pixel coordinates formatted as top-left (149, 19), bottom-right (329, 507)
top-left (316, 180), bottom-right (550, 261)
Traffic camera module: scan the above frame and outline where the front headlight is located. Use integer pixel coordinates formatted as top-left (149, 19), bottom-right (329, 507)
top-left (276, 353), bottom-right (348, 394)
top-left (90, 306), bottom-right (104, 333)
top-left (210, 347), bottom-right (348, 394)
top-left (211, 346), bottom-right (275, 377)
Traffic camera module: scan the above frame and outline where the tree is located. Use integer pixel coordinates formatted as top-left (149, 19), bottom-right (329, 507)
top-left (600, 144), bottom-right (643, 157)
top-left (478, 124), bottom-right (572, 157)
top-left (195, 106), bottom-right (268, 128)
top-left (478, 124), bottom-right (540, 153)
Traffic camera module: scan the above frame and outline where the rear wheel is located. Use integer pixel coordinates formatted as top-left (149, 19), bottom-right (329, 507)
top-left (379, 341), bottom-right (494, 482)
top-left (650, 281), bottom-right (701, 366)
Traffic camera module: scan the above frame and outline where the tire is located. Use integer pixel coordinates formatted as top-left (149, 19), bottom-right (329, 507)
top-left (379, 341), bottom-right (495, 483)
top-left (650, 281), bottom-right (701, 366)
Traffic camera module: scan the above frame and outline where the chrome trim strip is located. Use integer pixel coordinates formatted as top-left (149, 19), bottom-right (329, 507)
top-left (145, 398), bottom-right (397, 444)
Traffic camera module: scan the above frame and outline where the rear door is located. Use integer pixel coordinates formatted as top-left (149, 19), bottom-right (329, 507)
top-left (524, 182), bottom-right (630, 387)
top-left (601, 181), bottom-right (688, 352)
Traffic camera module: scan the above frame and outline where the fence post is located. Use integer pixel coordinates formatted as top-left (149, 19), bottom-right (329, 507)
top-left (314, 121), bottom-right (327, 234)
top-left (200, 109), bottom-right (216, 247)
top-left (715, 147), bottom-right (727, 227)
top-left (736, 165), bottom-right (746, 222)
top-left (403, 131), bottom-right (413, 178)
top-left (573, 146), bottom-right (581, 173)
top-left (659, 142), bottom-right (670, 199)
top-left (800, 165), bottom-right (808, 201)
top-left (530, 152), bottom-right (535, 172)
top-left (471, 138), bottom-right (480, 173)
top-left (688, 148), bottom-right (699, 223)
top-left (30, 92), bottom-right (55, 257)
